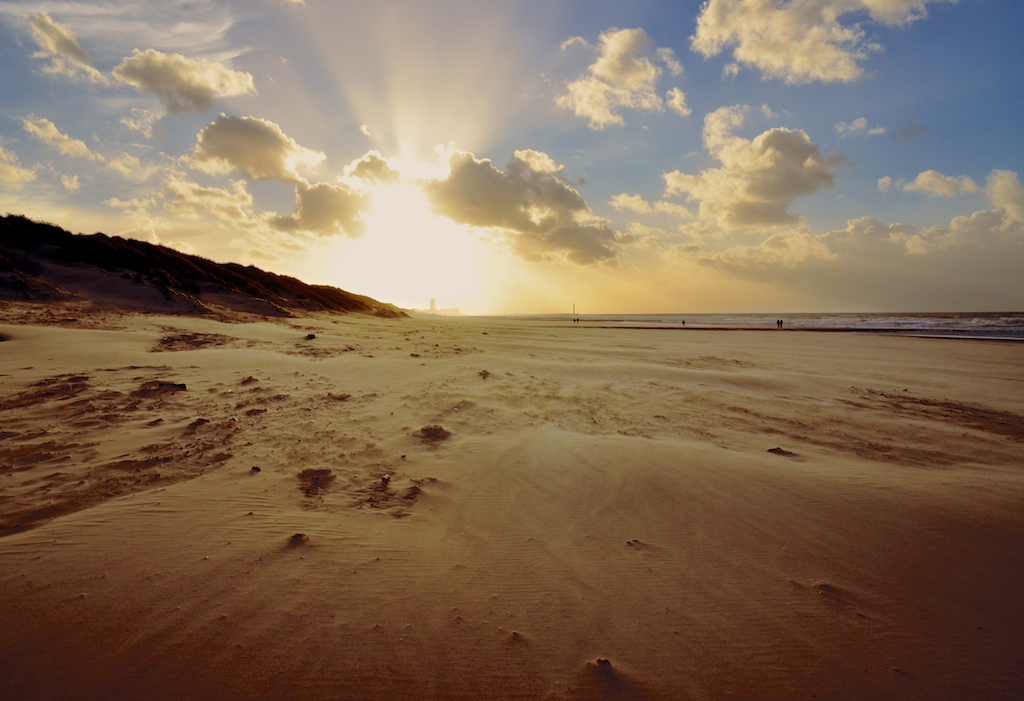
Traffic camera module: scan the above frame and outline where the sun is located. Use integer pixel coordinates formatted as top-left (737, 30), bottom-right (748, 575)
top-left (328, 183), bottom-right (484, 311)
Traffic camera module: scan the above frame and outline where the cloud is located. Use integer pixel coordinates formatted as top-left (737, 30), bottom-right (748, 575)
top-left (20, 115), bottom-right (160, 180)
top-left (894, 122), bottom-right (928, 141)
top-left (662, 105), bottom-right (845, 232)
top-left (986, 170), bottom-right (1024, 224)
top-left (271, 182), bottom-right (368, 238)
top-left (61, 174), bottom-right (80, 191)
top-left (722, 62), bottom-right (740, 79)
top-left (341, 151), bottom-right (401, 187)
top-left (610, 193), bottom-right (691, 218)
top-left (28, 12), bottom-right (110, 85)
top-left (190, 114), bottom-right (324, 183)
top-left (359, 124), bottom-right (371, 137)
top-left (105, 153), bottom-right (155, 179)
top-left (691, 0), bottom-right (955, 84)
top-left (0, 146), bottom-right (37, 186)
top-left (835, 117), bottom-right (885, 137)
top-left (666, 88), bottom-right (692, 117)
top-left (655, 48), bottom-right (684, 76)
top-left (120, 109), bottom-right (162, 139)
top-left (112, 49), bottom-right (256, 113)
top-left (165, 240), bottom-right (198, 255)
top-left (162, 173), bottom-right (255, 223)
top-left (560, 36), bottom-right (589, 51)
top-left (557, 28), bottom-right (684, 129)
top-left (901, 170), bottom-right (978, 198)
top-left (22, 115), bottom-right (103, 162)
top-left (877, 176), bottom-right (893, 192)
top-left (512, 149), bottom-right (563, 174)
top-left (706, 226), bottom-right (839, 269)
top-left (692, 170), bottom-right (1023, 310)
top-left (423, 146), bottom-right (617, 264)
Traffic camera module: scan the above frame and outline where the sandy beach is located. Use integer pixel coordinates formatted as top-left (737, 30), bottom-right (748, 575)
top-left (1, 305), bottom-right (1022, 700)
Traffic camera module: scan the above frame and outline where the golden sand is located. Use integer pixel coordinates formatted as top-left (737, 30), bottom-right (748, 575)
top-left (1, 306), bottom-right (1022, 700)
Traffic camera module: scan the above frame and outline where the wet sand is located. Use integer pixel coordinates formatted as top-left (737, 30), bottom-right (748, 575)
top-left (1, 306), bottom-right (1022, 700)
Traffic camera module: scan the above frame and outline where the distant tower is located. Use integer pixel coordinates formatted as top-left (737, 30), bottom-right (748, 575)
top-left (430, 298), bottom-right (436, 311)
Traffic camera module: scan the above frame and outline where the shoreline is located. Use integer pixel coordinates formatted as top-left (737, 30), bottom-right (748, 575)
top-left (539, 323), bottom-right (1024, 341)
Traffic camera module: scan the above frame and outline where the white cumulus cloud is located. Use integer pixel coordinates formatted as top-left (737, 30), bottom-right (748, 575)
top-left (113, 49), bottom-right (256, 113)
top-left (190, 115), bottom-right (324, 183)
top-left (28, 12), bottom-right (110, 85)
top-left (610, 193), bottom-right (691, 218)
top-left (691, 0), bottom-right (956, 84)
top-left (662, 105), bottom-right (845, 232)
top-left (423, 146), bottom-right (618, 264)
top-left (666, 88), bottom-right (692, 117)
top-left (22, 115), bottom-right (103, 162)
top-left (120, 109), bottom-right (162, 139)
top-left (163, 173), bottom-right (255, 223)
top-left (986, 170), bottom-right (1024, 224)
top-left (271, 182), bottom-right (368, 238)
top-left (901, 170), bottom-right (978, 198)
top-left (557, 28), bottom-right (684, 129)
top-left (341, 151), bottom-right (401, 187)
top-left (836, 117), bottom-right (885, 137)
top-left (0, 146), bottom-right (37, 187)
top-left (691, 169), bottom-right (1023, 310)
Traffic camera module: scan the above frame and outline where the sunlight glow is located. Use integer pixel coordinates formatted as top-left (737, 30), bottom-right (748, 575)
top-left (329, 183), bottom-right (484, 311)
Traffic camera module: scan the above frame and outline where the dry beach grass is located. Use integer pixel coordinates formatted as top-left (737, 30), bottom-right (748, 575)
top-left (1, 302), bottom-right (1022, 700)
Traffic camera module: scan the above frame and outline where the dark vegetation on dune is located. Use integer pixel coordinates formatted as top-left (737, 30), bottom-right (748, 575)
top-left (0, 214), bottom-right (406, 318)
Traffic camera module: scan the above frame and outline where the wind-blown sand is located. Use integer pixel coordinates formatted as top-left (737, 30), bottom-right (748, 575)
top-left (1, 305), bottom-right (1022, 700)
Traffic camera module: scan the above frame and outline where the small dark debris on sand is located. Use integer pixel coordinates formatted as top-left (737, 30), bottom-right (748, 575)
top-left (768, 447), bottom-right (797, 457)
top-left (240, 376), bottom-right (259, 385)
top-left (251, 466), bottom-right (261, 472)
top-left (305, 334), bottom-right (316, 340)
top-left (154, 332), bottom-right (232, 352)
top-left (0, 374), bottom-right (91, 410)
top-left (132, 381), bottom-right (187, 397)
top-left (187, 417), bottom-right (211, 430)
top-left (479, 370), bottom-right (491, 379)
top-left (416, 425), bottom-right (451, 443)
top-left (298, 468), bottom-right (335, 496)
top-left (288, 533), bottom-right (308, 546)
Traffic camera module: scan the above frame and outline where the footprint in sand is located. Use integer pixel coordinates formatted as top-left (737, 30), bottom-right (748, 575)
top-left (297, 468), bottom-right (335, 496)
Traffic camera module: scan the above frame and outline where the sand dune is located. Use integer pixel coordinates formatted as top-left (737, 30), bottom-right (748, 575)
top-left (1, 305), bottom-right (1022, 700)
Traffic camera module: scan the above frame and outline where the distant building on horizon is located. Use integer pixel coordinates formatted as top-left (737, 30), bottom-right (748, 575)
top-left (414, 298), bottom-right (459, 316)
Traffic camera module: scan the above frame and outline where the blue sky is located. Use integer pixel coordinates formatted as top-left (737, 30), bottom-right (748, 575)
top-left (1, 0), bottom-right (1022, 313)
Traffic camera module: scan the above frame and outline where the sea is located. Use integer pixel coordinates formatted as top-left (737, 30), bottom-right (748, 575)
top-left (508, 312), bottom-right (1024, 341)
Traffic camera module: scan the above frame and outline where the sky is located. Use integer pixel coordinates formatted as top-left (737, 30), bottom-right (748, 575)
top-left (1, 0), bottom-right (1022, 314)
